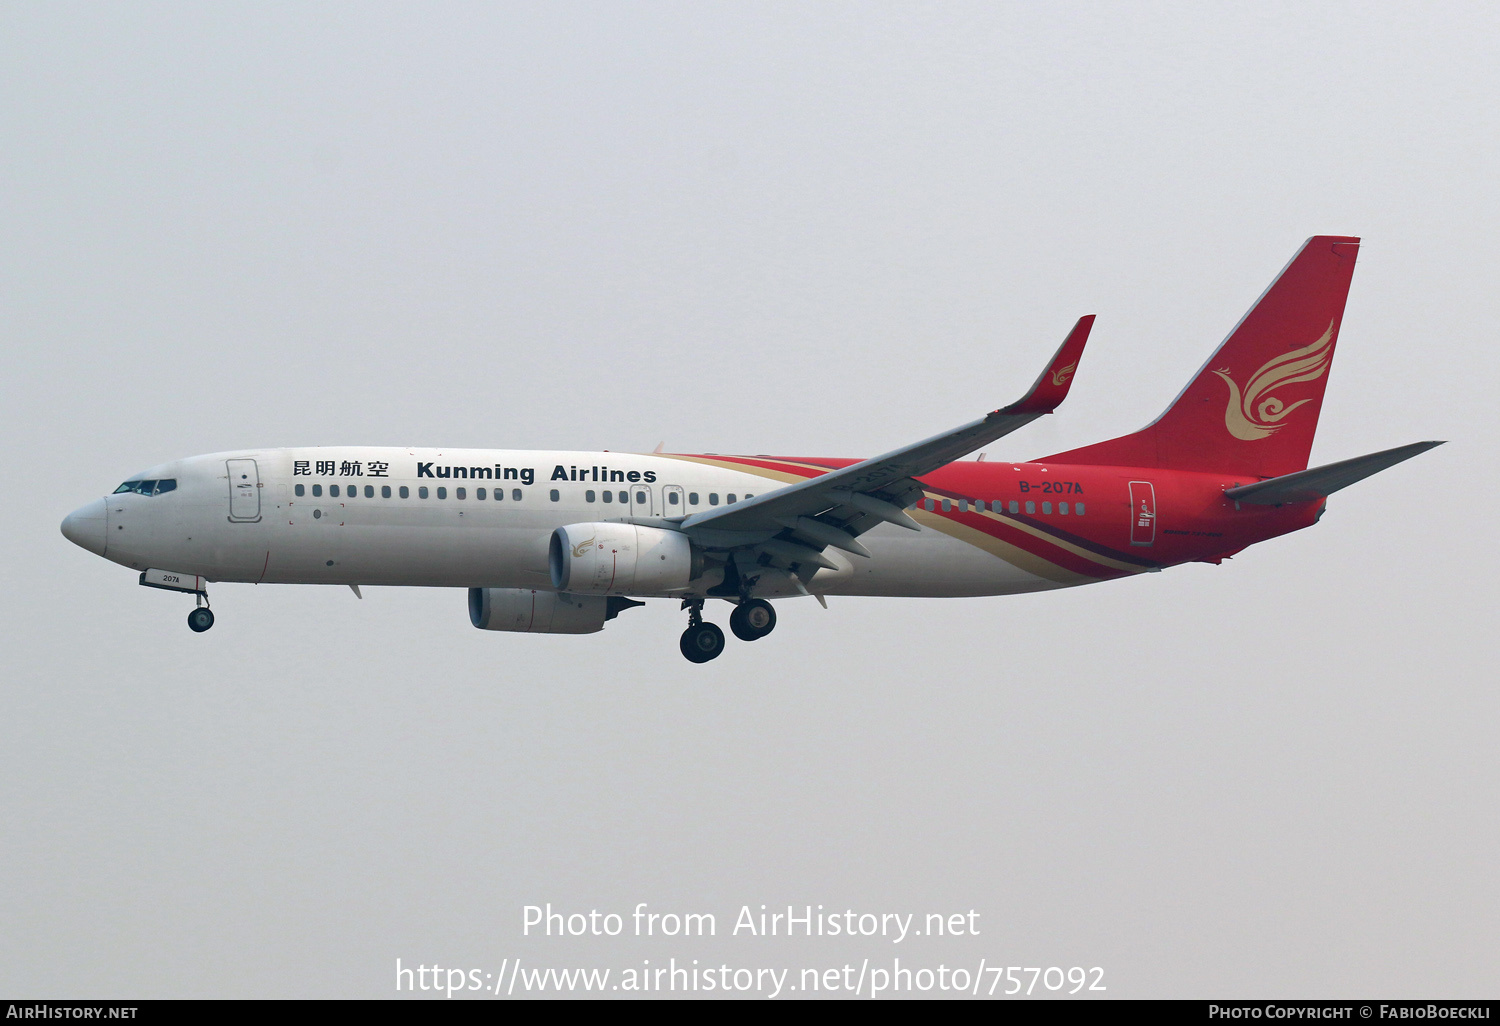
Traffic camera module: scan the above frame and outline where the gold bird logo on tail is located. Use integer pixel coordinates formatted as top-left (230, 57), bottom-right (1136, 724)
top-left (1050, 361), bottom-right (1078, 387)
top-left (1213, 323), bottom-right (1336, 441)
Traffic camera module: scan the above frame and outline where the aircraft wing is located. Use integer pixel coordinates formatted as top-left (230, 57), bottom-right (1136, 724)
top-left (674, 316), bottom-right (1094, 560)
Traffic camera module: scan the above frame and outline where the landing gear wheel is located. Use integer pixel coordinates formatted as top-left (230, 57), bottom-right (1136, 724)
top-left (187, 607), bottom-right (215, 633)
top-left (680, 622), bottom-right (726, 663)
top-left (729, 599), bottom-right (777, 641)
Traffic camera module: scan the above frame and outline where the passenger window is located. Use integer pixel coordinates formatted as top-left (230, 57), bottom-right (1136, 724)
top-left (668, 492), bottom-right (678, 505)
top-left (156, 479), bottom-right (176, 494)
top-left (1025, 501), bottom-right (1035, 514)
top-left (436, 487), bottom-right (446, 499)
top-left (709, 493), bottom-right (719, 505)
top-left (477, 488), bottom-right (486, 499)
top-left (602, 490), bottom-right (613, 503)
top-left (617, 491), bottom-right (627, 503)
top-left (585, 489), bottom-right (596, 502)
top-left (551, 489), bottom-right (561, 502)
top-left (634, 491), bottom-right (645, 504)
top-left (1076, 503), bottom-right (1086, 516)
top-left (330, 485), bottom-right (340, 497)
top-left (924, 498), bottom-right (934, 511)
top-left (456, 487), bottom-right (466, 500)
top-left (312, 484), bottom-right (323, 497)
top-left (382, 485), bottom-right (391, 498)
top-left (1009, 500), bottom-right (1019, 514)
top-left (1042, 502), bottom-right (1052, 514)
top-left (689, 493), bottom-right (699, 505)
top-left (941, 499), bottom-right (952, 512)
top-left (1059, 502), bottom-right (1069, 515)
top-left (727, 494), bottom-right (736, 503)
top-left (295, 484), bottom-right (305, 497)
top-left (399, 486), bottom-right (409, 498)
top-left (493, 487), bottom-right (503, 501)
top-left (419, 486), bottom-right (429, 499)
top-left (973, 499), bottom-right (984, 512)
top-left (365, 485), bottom-right (374, 498)
top-left (513, 488), bottom-right (523, 501)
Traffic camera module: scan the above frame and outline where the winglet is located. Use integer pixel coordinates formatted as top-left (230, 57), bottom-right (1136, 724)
top-left (1000, 315), bottom-right (1095, 415)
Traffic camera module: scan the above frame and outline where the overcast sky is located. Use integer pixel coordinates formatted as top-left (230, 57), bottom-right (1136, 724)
top-left (3, 1), bottom-right (1497, 999)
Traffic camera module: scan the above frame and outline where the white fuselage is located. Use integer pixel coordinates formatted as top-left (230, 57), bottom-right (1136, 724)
top-left (81, 447), bottom-right (1067, 601)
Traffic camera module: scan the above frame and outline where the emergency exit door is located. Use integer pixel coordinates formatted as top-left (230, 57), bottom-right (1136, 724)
top-left (630, 481), bottom-right (654, 516)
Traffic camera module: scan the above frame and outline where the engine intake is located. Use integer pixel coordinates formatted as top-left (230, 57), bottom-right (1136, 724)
top-left (549, 522), bottom-right (699, 596)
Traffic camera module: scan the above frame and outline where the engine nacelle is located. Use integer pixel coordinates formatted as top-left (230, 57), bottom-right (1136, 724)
top-left (469, 587), bottom-right (610, 634)
top-left (549, 522), bottom-right (698, 596)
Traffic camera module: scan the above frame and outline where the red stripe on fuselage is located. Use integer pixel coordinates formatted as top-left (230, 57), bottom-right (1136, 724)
top-left (674, 453), bottom-right (1317, 570)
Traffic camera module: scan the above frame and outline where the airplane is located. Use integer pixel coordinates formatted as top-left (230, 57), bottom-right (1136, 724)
top-left (61, 236), bottom-right (1441, 663)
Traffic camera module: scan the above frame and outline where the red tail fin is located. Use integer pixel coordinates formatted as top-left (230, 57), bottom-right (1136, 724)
top-left (1047, 236), bottom-right (1360, 477)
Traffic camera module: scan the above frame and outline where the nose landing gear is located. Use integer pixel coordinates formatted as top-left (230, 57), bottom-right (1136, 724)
top-left (139, 570), bottom-right (215, 632)
top-left (187, 588), bottom-right (214, 633)
top-left (679, 598), bottom-right (725, 663)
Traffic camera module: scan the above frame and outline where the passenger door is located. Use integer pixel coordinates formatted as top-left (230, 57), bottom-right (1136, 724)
top-left (1128, 480), bottom-right (1156, 546)
top-left (227, 458), bottom-right (262, 522)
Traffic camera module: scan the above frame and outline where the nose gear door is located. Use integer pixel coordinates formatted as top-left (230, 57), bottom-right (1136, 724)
top-left (227, 458), bottom-right (262, 522)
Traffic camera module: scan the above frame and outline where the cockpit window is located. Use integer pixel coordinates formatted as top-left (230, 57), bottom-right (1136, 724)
top-left (112, 479), bottom-right (176, 496)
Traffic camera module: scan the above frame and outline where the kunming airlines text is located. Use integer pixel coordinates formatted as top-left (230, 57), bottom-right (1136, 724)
top-left (395, 958), bottom-right (1106, 998)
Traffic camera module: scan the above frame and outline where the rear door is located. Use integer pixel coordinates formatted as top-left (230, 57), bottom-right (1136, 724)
top-left (1128, 480), bottom-right (1156, 546)
top-left (227, 458), bottom-right (262, 522)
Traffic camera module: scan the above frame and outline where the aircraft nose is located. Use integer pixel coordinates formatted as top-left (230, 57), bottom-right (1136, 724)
top-left (61, 497), bottom-right (108, 556)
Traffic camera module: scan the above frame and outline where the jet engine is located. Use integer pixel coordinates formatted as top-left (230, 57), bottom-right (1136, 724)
top-left (549, 522), bottom-right (700, 596)
top-left (468, 587), bottom-right (640, 634)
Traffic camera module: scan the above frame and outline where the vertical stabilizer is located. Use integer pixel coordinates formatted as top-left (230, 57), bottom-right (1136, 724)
top-left (1047, 236), bottom-right (1360, 477)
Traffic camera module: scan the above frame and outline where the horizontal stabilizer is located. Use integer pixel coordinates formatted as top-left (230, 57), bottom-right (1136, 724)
top-left (1224, 441), bottom-right (1444, 505)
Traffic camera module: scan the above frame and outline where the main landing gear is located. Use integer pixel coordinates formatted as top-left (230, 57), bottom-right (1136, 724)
top-left (729, 598), bottom-right (776, 642)
top-left (679, 598), bottom-right (780, 662)
top-left (679, 599), bottom-right (725, 663)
